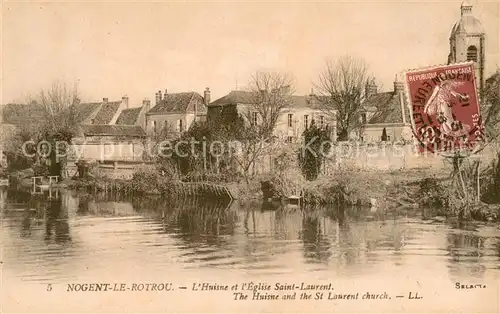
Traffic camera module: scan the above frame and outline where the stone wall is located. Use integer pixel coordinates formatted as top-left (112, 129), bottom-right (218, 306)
top-left (322, 142), bottom-right (498, 174)
top-left (251, 142), bottom-right (499, 176)
top-left (66, 161), bottom-right (155, 180)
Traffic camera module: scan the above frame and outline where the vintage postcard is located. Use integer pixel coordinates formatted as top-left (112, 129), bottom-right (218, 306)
top-left (1, 0), bottom-right (499, 313)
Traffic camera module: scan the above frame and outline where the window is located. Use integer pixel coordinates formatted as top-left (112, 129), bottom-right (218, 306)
top-left (304, 115), bottom-right (309, 129)
top-left (286, 136), bottom-right (293, 143)
top-left (152, 121), bottom-right (157, 134)
top-left (288, 114), bottom-right (293, 127)
top-left (467, 46), bottom-right (478, 62)
top-left (252, 112), bottom-right (258, 126)
top-left (179, 119), bottom-right (184, 132)
top-left (361, 113), bottom-right (367, 124)
top-left (320, 115), bottom-right (325, 127)
top-left (104, 144), bottom-right (113, 159)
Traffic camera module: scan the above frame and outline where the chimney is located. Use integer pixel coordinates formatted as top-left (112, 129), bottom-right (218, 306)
top-left (308, 88), bottom-right (316, 107)
top-left (143, 98), bottom-right (151, 112)
top-left (393, 74), bottom-right (404, 94)
top-left (103, 97), bottom-right (108, 103)
top-left (365, 78), bottom-right (378, 99)
top-left (260, 89), bottom-right (268, 100)
top-left (204, 87), bottom-right (211, 106)
top-left (122, 95), bottom-right (129, 109)
top-left (163, 89), bottom-right (168, 100)
top-left (155, 90), bottom-right (162, 105)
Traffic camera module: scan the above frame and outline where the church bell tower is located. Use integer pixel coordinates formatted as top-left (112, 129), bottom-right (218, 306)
top-left (448, 1), bottom-right (486, 92)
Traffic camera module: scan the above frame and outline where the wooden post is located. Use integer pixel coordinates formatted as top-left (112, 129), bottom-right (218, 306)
top-left (477, 159), bottom-right (481, 203)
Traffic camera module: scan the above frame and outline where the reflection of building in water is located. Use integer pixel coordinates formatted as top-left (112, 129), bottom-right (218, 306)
top-left (80, 199), bottom-right (137, 217)
top-left (446, 232), bottom-right (487, 280)
top-left (0, 188), bottom-right (6, 210)
top-left (45, 197), bottom-right (71, 243)
top-left (300, 211), bottom-right (332, 264)
top-left (161, 200), bottom-right (238, 245)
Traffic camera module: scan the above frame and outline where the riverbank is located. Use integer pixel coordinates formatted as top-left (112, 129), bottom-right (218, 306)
top-left (7, 165), bottom-right (500, 222)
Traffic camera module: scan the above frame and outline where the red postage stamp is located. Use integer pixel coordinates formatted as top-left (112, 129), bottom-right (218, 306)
top-left (405, 62), bottom-right (484, 154)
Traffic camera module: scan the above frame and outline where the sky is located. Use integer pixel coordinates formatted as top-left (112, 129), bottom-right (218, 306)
top-left (1, 0), bottom-right (499, 107)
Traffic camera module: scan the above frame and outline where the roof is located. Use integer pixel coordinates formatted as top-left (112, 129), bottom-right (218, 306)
top-left (1, 103), bottom-right (46, 125)
top-left (116, 107), bottom-right (142, 125)
top-left (451, 17), bottom-right (484, 36)
top-left (209, 90), bottom-right (325, 109)
top-left (364, 91), bottom-right (411, 124)
top-left (450, 5), bottom-right (484, 36)
top-left (80, 124), bottom-right (146, 137)
top-left (91, 101), bottom-right (121, 124)
top-left (1, 99), bottom-right (123, 126)
top-left (147, 92), bottom-right (205, 114)
top-left (209, 90), bottom-right (254, 107)
top-left (73, 102), bottom-right (102, 123)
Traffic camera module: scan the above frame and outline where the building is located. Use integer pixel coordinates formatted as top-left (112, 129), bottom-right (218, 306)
top-left (145, 88), bottom-right (210, 137)
top-left (207, 90), bottom-right (337, 143)
top-left (64, 96), bottom-right (142, 162)
top-left (116, 98), bottom-right (151, 131)
top-left (0, 96), bottom-right (150, 176)
top-left (359, 76), bottom-right (412, 142)
top-left (72, 124), bottom-right (147, 163)
top-left (447, 1), bottom-right (486, 93)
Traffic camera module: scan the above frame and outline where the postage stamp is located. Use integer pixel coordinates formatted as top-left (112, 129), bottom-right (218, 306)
top-left (405, 62), bottom-right (485, 154)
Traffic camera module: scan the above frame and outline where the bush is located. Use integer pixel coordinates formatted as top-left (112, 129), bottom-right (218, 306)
top-left (298, 120), bottom-right (331, 181)
top-left (482, 152), bottom-right (500, 204)
top-left (32, 162), bottom-right (49, 177)
top-left (416, 177), bottom-right (449, 209)
top-left (303, 174), bottom-right (364, 206)
top-left (129, 170), bottom-right (172, 194)
top-left (182, 169), bottom-right (243, 184)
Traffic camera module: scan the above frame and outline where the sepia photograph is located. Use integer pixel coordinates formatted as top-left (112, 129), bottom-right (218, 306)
top-left (1, 0), bottom-right (499, 313)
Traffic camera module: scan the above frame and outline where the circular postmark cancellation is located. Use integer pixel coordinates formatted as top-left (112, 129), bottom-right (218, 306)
top-left (404, 62), bottom-right (485, 154)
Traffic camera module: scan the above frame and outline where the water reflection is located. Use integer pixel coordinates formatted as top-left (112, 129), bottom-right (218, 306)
top-left (45, 197), bottom-right (71, 243)
top-left (446, 231), bottom-right (488, 279)
top-left (1, 188), bottom-right (499, 283)
top-left (163, 200), bottom-right (238, 245)
top-left (300, 210), bottom-right (332, 263)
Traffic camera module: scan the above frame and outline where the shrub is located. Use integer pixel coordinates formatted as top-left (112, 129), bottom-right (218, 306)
top-left (416, 177), bottom-right (449, 209)
top-left (32, 162), bottom-right (49, 177)
top-left (482, 151), bottom-right (500, 204)
top-left (298, 120), bottom-right (331, 181)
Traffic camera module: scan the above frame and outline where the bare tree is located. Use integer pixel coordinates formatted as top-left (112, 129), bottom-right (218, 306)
top-left (219, 71), bottom-right (295, 184)
top-left (30, 80), bottom-right (81, 135)
top-left (315, 56), bottom-right (369, 141)
top-left (30, 81), bottom-right (81, 178)
top-left (243, 71), bottom-right (295, 139)
top-left (482, 69), bottom-right (500, 140)
top-left (229, 128), bottom-right (282, 185)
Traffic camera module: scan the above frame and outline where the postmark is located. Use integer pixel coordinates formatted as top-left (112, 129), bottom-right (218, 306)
top-left (404, 62), bottom-right (484, 154)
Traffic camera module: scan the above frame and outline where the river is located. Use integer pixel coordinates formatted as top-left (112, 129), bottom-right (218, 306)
top-left (1, 187), bottom-right (499, 313)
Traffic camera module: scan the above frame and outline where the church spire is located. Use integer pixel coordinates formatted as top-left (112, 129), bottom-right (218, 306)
top-left (461, 1), bottom-right (473, 16)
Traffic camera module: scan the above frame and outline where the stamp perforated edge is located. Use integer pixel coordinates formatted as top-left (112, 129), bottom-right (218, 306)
top-left (399, 61), bottom-right (479, 153)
